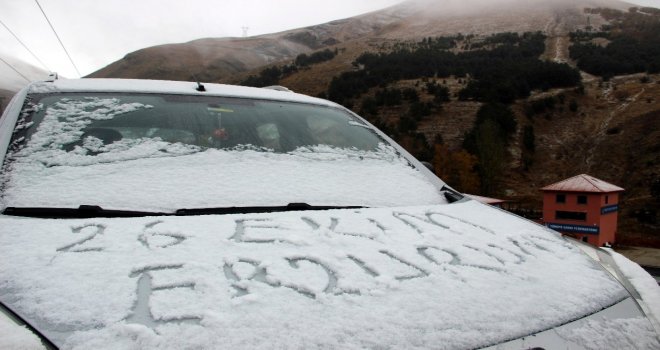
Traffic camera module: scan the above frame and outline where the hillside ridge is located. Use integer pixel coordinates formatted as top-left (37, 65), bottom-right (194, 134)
top-left (88, 0), bottom-right (633, 82)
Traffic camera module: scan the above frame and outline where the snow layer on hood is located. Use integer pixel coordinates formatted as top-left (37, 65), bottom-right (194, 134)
top-left (0, 201), bottom-right (630, 349)
top-left (555, 317), bottom-right (660, 350)
top-left (0, 314), bottom-right (45, 350)
top-left (608, 249), bottom-right (660, 327)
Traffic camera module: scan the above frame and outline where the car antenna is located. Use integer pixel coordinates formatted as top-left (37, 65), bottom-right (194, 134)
top-left (45, 72), bottom-right (58, 82)
top-left (188, 70), bottom-right (206, 92)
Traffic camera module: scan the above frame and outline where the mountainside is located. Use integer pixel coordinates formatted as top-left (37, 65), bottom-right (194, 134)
top-left (88, 0), bottom-right (632, 82)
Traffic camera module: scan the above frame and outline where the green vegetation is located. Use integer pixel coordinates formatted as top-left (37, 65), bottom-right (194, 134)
top-left (570, 8), bottom-right (660, 79)
top-left (295, 49), bottom-right (337, 67)
top-left (320, 32), bottom-right (583, 195)
top-left (425, 81), bottom-right (450, 103)
top-left (375, 88), bottom-right (403, 106)
top-left (462, 103), bottom-right (517, 195)
top-left (521, 125), bottom-right (535, 171)
top-left (652, 176), bottom-right (660, 203)
top-left (524, 95), bottom-right (565, 118)
top-left (433, 143), bottom-right (481, 194)
top-left (523, 125), bottom-right (535, 152)
top-left (241, 48), bottom-right (337, 87)
top-left (402, 88), bottom-right (419, 102)
top-left (328, 32), bottom-right (580, 106)
top-left (241, 66), bottom-right (292, 87)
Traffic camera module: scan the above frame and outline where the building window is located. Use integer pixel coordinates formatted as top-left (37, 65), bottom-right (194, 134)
top-left (605, 195), bottom-right (609, 204)
top-left (577, 195), bottom-right (587, 205)
top-left (556, 194), bottom-right (566, 203)
top-left (556, 210), bottom-right (587, 221)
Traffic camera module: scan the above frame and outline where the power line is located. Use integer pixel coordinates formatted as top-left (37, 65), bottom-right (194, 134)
top-left (34, 0), bottom-right (81, 77)
top-left (0, 56), bottom-right (31, 83)
top-left (0, 18), bottom-right (51, 71)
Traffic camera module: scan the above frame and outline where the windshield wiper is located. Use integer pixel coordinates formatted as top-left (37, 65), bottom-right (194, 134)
top-left (175, 203), bottom-right (365, 216)
top-left (2, 203), bottom-right (365, 218)
top-left (441, 186), bottom-right (465, 203)
top-left (2, 205), bottom-right (168, 218)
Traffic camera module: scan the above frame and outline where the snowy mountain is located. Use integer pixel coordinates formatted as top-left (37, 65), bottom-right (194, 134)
top-left (88, 0), bottom-right (633, 82)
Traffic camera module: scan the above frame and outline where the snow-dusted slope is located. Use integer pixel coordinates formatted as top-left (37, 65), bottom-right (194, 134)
top-left (88, 0), bottom-right (634, 82)
top-left (0, 54), bottom-right (49, 92)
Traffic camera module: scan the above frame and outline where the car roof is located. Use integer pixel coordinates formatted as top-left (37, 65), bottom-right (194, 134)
top-left (26, 78), bottom-right (339, 108)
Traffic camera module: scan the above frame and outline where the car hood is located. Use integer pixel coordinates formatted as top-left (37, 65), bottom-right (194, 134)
top-left (0, 200), bottom-right (646, 349)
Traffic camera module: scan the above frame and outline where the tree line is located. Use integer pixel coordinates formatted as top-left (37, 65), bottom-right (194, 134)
top-left (328, 32), bottom-right (580, 106)
top-left (570, 8), bottom-right (660, 79)
top-left (241, 48), bottom-right (338, 87)
top-left (322, 33), bottom-right (583, 196)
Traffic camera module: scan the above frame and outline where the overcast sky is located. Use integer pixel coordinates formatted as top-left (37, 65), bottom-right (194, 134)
top-left (1, 0), bottom-right (659, 79)
top-left (0, 0), bottom-right (403, 78)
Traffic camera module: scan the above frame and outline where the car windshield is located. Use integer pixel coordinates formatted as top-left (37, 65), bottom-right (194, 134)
top-left (0, 93), bottom-right (444, 212)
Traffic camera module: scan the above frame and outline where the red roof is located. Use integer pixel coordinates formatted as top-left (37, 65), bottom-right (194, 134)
top-left (541, 174), bottom-right (624, 193)
top-left (465, 194), bottom-right (506, 205)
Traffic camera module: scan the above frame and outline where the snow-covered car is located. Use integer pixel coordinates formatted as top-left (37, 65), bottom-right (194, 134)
top-left (0, 78), bottom-right (658, 350)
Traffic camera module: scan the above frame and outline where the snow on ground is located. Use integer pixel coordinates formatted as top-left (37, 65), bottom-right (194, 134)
top-left (0, 200), bottom-right (634, 349)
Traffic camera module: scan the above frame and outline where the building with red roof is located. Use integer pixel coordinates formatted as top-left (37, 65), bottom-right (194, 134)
top-left (541, 174), bottom-right (624, 246)
top-left (465, 194), bottom-right (506, 207)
